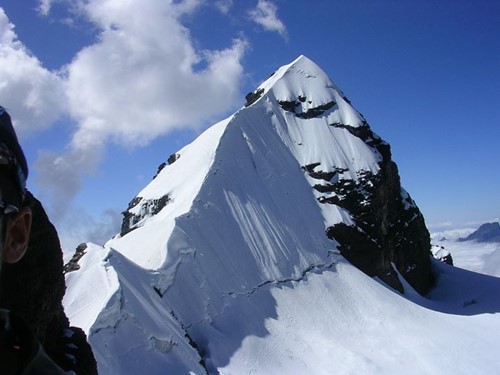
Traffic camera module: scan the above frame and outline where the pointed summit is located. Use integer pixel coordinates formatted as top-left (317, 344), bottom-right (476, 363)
top-left (245, 55), bottom-right (364, 128)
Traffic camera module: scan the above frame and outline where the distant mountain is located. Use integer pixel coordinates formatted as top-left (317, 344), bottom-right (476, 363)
top-left (459, 222), bottom-right (500, 243)
top-left (62, 56), bottom-right (500, 374)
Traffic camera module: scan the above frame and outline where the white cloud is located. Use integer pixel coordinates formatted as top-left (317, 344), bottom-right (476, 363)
top-left (248, 0), bottom-right (287, 39)
top-left (37, 0), bottom-right (53, 16)
top-left (215, 0), bottom-right (233, 14)
top-left (27, 0), bottom-right (248, 221)
top-left (64, 0), bottom-right (247, 149)
top-left (0, 8), bottom-right (66, 134)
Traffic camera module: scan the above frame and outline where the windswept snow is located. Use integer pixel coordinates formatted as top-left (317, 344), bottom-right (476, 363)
top-left (66, 244), bottom-right (500, 374)
top-left (106, 116), bottom-right (231, 269)
top-left (217, 261), bottom-right (500, 375)
top-left (63, 243), bottom-right (118, 334)
top-left (65, 246), bottom-right (207, 374)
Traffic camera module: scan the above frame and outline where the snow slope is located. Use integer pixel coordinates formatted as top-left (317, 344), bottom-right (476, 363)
top-left (64, 56), bottom-right (500, 374)
top-left (216, 260), bottom-right (500, 374)
top-left (65, 247), bottom-right (500, 374)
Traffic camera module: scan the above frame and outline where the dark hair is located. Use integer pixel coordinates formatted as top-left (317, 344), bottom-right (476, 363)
top-left (0, 167), bottom-right (23, 208)
top-left (0, 106), bottom-right (28, 199)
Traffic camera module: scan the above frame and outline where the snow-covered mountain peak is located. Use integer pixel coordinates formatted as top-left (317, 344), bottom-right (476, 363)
top-left (62, 56), bottom-right (460, 374)
top-left (246, 54), bottom-right (365, 128)
top-left (108, 56), bottom-right (388, 271)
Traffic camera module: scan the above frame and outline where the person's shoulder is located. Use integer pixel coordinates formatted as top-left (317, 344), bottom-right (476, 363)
top-left (22, 345), bottom-right (67, 375)
top-left (1, 309), bottom-right (65, 375)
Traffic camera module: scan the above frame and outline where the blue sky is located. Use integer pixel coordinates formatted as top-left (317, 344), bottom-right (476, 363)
top-left (0, 0), bottom-right (499, 251)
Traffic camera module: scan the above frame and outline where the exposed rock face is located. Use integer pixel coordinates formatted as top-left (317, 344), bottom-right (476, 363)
top-left (244, 88), bottom-right (264, 107)
top-left (167, 153), bottom-right (180, 165)
top-left (242, 57), bottom-right (435, 295)
top-left (64, 243), bottom-right (89, 274)
top-left (121, 194), bottom-right (171, 236)
top-left (308, 123), bottom-right (434, 294)
top-left (153, 162), bottom-right (167, 179)
top-left (277, 84), bottom-right (434, 294)
top-left (0, 191), bottom-right (97, 374)
top-left (278, 96), bottom-right (337, 119)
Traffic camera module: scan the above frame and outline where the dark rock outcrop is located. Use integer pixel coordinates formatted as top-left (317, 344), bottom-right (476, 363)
top-left (245, 88), bottom-right (265, 107)
top-left (277, 95), bottom-right (336, 119)
top-left (64, 243), bottom-right (88, 274)
top-left (153, 153), bottom-right (180, 179)
top-left (121, 194), bottom-right (171, 236)
top-left (296, 101), bottom-right (336, 119)
top-left (277, 99), bottom-right (300, 113)
top-left (167, 153), bottom-right (180, 165)
top-left (0, 191), bottom-right (97, 374)
top-left (459, 222), bottom-right (500, 243)
top-left (442, 254), bottom-right (453, 265)
top-left (153, 162), bottom-right (167, 179)
top-left (308, 123), bottom-right (434, 295)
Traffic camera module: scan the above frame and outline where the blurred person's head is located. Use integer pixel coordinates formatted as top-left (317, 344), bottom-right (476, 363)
top-left (0, 106), bottom-right (31, 291)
